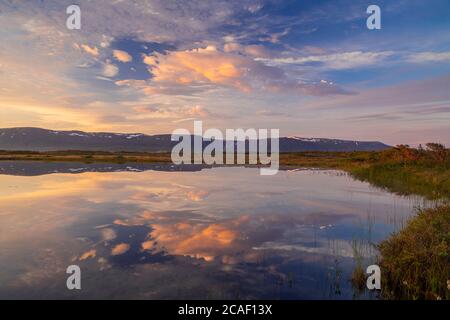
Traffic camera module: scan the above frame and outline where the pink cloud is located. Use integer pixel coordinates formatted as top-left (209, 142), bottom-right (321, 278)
top-left (121, 45), bottom-right (351, 96)
top-left (113, 49), bottom-right (132, 63)
top-left (80, 44), bottom-right (99, 57)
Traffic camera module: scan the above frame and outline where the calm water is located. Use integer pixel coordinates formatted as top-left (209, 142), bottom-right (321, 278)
top-left (0, 162), bottom-right (428, 299)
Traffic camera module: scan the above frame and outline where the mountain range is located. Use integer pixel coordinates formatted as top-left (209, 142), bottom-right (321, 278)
top-left (0, 127), bottom-right (390, 152)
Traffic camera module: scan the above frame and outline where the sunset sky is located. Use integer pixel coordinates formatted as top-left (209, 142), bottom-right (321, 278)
top-left (0, 0), bottom-right (449, 146)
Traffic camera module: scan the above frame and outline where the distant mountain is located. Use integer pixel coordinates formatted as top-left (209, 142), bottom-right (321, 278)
top-left (0, 127), bottom-right (390, 152)
top-left (279, 136), bottom-right (390, 152)
top-left (0, 127), bottom-right (173, 152)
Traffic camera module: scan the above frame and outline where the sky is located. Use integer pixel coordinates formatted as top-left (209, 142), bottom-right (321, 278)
top-left (0, 0), bottom-right (449, 146)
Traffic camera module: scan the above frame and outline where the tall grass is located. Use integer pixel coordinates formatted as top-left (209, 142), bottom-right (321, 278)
top-left (349, 144), bottom-right (450, 200)
top-left (378, 205), bottom-right (449, 300)
top-left (351, 164), bottom-right (450, 200)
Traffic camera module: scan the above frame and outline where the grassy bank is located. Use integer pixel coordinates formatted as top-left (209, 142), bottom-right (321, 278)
top-left (344, 144), bottom-right (449, 300)
top-left (0, 150), bottom-right (173, 163)
top-left (378, 205), bottom-right (449, 300)
top-left (0, 149), bottom-right (366, 167)
top-left (351, 164), bottom-right (450, 200)
top-left (348, 144), bottom-right (450, 200)
top-left (281, 144), bottom-right (450, 200)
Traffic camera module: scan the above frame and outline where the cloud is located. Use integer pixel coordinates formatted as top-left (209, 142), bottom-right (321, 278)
top-left (131, 45), bottom-right (351, 96)
top-left (303, 75), bottom-right (450, 111)
top-left (17, 0), bottom-right (276, 47)
top-left (141, 240), bottom-right (154, 251)
top-left (244, 45), bottom-right (273, 58)
top-left (260, 50), bottom-right (450, 70)
top-left (142, 55), bottom-right (158, 66)
top-left (301, 46), bottom-right (326, 55)
top-left (111, 243), bottom-right (130, 256)
top-left (186, 190), bottom-right (209, 201)
top-left (79, 249), bottom-right (96, 261)
top-left (223, 43), bottom-right (273, 58)
top-left (113, 49), bottom-right (133, 63)
top-left (116, 78), bottom-right (211, 96)
top-left (258, 51), bottom-right (394, 69)
top-left (81, 44), bottom-right (100, 57)
top-left (256, 110), bottom-right (286, 117)
top-left (146, 45), bottom-right (252, 91)
top-left (264, 80), bottom-right (354, 96)
top-left (407, 51), bottom-right (450, 63)
top-left (185, 105), bottom-right (211, 117)
top-left (259, 27), bottom-right (290, 44)
top-left (102, 62), bottom-right (119, 77)
top-left (130, 104), bottom-right (212, 120)
top-left (223, 42), bottom-right (241, 53)
top-left (293, 75), bottom-right (450, 145)
top-left (101, 228), bottom-right (117, 241)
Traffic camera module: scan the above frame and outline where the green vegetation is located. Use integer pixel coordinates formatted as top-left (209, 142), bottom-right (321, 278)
top-left (281, 144), bottom-right (450, 200)
top-left (279, 150), bottom-right (375, 169)
top-left (378, 205), bottom-right (449, 300)
top-left (350, 143), bottom-right (450, 200)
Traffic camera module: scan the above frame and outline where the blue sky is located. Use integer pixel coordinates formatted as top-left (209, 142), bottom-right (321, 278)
top-left (0, 0), bottom-right (449, 145)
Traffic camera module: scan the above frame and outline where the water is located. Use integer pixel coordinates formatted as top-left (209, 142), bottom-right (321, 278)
top-left (0, 162), bottom-right (428, 299)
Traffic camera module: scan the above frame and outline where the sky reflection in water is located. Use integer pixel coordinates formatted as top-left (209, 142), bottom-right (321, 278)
top-left (0, 165), bottom-right (427, 299)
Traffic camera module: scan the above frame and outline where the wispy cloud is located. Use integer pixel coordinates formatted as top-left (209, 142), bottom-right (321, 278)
top-left (257, 51), bottom-right (394, 70)
top-left (407, 51), bottom-right (450, 63)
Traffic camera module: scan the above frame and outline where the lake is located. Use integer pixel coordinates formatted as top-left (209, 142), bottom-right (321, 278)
top-left (0, 162), bottom-right (429, 299)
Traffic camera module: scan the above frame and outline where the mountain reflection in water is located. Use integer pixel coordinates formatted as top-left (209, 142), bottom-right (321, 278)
top-left (0, 163), bottom-right (428, 299)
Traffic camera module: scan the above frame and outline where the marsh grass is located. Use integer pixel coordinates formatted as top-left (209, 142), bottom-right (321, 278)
top-left (351, 164), bottom-right (450, 200)
top-left (378, 205), bottom-right (450, 300)
top-left (349, 144), bottom-right (450, 200)
top-left (350, 239), bottom-right (367, 295)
